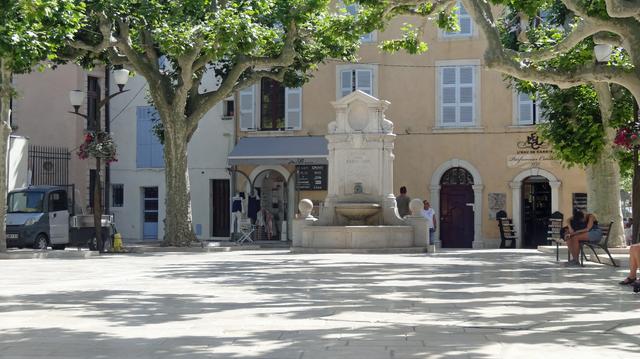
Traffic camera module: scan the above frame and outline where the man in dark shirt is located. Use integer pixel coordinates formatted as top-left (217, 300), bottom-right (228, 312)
top-left (396, 186), bottom-right (411, 218)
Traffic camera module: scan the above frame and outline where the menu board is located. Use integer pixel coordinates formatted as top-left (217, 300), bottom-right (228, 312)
top-left (296, 165), bottom-right (327, 190)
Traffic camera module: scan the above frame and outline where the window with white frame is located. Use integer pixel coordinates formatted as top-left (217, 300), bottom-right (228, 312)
top-left (238, 80), bottom-right (302, 131)
top-left (516, 91), bottom-right (547, 125)
top-left (345, 3), bottom-right (375, 43)
top-left (438, 65), bottom-right (476, 126)
top-left (443, 1), bottom-right (473, 38)
top-left (339, 67), bottom-right (374, 98)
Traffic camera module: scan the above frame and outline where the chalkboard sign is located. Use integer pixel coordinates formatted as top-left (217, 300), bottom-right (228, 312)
top-left (296, 165), bottom-right (327, 190)
top-left (573, 193), bottom-right (588, 212)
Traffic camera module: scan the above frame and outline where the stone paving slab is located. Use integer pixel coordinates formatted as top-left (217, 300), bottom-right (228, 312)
top-left (0, 249), bottom-right (639, 358)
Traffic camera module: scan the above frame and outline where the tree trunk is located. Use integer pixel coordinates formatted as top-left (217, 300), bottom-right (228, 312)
top-left (0, 61), bottom-right (12, 253)
top-left (162, 115), bottom-right (197, 246)
top-left (590, 83), bottom-right (624, 246)
top-left (633, 147), bottom-right (640, 244)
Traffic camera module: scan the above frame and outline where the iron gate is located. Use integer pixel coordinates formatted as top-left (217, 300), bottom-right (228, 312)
top-left (28, 145), bottom-right (70, 186)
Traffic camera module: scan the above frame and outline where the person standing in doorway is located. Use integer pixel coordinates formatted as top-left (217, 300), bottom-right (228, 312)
top-left (396, 186), bottom-right (411, 218)
top-left (421, 200), bottom-right (437, 245)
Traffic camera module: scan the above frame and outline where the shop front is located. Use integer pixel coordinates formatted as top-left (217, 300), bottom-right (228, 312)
top-left (227, 136), bottom-right (329, 241)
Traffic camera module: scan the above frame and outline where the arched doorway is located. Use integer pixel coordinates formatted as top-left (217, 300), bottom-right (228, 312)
top-left (521, 176), bottom-right (551, 248)
top-left (440, 167), bottom-right (474, 248)
top-left (252, 169), bottom-right (288, 240)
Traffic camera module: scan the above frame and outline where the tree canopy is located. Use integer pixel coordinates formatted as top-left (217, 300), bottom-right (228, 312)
top-left (65, 0), bottom-right (378, 245)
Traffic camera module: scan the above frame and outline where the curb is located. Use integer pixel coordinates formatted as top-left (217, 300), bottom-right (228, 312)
top-left (0, 250), bottom-right (100, 259)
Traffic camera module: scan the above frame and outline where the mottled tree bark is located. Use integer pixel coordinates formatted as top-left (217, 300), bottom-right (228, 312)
top-left (161, 112), bottom-right (197, 247)
top-left (585, 84), bottom-right (625, 246)
top-left (0, 61), bottom-right (13, 252)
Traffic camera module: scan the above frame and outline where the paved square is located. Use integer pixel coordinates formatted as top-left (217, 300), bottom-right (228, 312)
top-left (1, 249), bottom-right (639, 358)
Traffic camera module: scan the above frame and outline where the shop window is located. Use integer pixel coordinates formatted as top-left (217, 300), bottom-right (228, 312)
top-left (442, 1), bottom-right (473, 38)
top-left (112, 184), bottom-right (124, 207)
top-left (516, 91), bottom-right (547, 125)
top-left (136, 106), bottom-right (164, 168)
top-left (238, 82), bottom-right (302, 131)
top-left (438, 63), bottom-right (477, 127)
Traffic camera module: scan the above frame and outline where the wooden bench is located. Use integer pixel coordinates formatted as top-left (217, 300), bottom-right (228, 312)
top-left (579, 221), bottom-right (617, 267)
top-left (496, 211), bottom-right (517, 248)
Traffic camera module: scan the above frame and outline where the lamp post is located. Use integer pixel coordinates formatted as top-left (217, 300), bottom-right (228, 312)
top-left (69, 68), bottom-right (129, 252)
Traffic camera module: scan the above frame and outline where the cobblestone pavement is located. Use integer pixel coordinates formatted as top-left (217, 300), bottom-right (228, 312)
top-left (0, 249), bottom-right (639, 358)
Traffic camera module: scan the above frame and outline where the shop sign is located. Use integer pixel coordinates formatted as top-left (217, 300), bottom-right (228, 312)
top-left (507, 132), bottom-right (554, 168)
top-left (296, 165), bottom-right (327, 190)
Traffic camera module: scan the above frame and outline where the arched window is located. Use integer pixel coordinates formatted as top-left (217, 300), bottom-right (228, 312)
top-left (440, 167), bottom-right (474, 185)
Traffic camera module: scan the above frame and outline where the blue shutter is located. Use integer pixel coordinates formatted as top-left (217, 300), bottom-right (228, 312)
top-left (136, 106), bottom-right (164, 168)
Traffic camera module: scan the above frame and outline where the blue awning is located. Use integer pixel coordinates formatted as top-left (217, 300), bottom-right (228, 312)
top-left (228, 136), bottom-right (328, 165)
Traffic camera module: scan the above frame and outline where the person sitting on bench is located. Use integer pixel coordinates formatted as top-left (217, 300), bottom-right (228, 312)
top-left (619, 243), bottom-right (640, 285)
top-left (564, 209), bottom-right (602, 266)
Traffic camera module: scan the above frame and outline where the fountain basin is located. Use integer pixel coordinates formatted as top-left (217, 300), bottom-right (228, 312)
top-left (334, 203), bottom-right (381, 222)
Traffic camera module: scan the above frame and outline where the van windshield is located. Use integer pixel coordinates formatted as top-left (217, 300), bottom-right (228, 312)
top-left (8, 192), bottom-right (45, 213)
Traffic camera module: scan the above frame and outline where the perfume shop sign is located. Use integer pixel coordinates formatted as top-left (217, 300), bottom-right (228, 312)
top-left (507, 133), bottom-right (554, 169)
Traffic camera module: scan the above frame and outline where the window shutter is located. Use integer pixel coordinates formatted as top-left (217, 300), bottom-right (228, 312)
top-left (136, 107), bottom-right (151, 168)
top-left (136, 106), bottom-right (164, 168)
top-left (340, 70), bottom-right (352, 98)
top-left (355, 69), bottom-right (373, 95)
top-left (441, 67), bottom-right (457, 124)
top-left (459, 67), bottom-right (474, 123)
top-left (285, 87), bottom-right (302, 130)
top-left (239, 86), bottom-right (256, 130)
top-left (518, 92), bottom-right (534, 125)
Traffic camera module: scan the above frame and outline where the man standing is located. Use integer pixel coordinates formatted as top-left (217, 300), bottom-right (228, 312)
top-left (421, 200), bottom-right (437, 245)
top-left (396, 186), bottom-right (411, 218)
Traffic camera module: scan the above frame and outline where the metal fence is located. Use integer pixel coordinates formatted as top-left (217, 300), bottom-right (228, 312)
top-left (28, 145), bottom-right (70, 186)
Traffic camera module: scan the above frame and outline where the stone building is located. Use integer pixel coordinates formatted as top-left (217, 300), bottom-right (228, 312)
top-left (228, 4), bottom-right (587, 248)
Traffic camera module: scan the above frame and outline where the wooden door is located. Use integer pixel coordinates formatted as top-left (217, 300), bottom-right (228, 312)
top-left (211, 179), bottom-right (230, 237)
top-left (440, 185), bottom-right (474, 248)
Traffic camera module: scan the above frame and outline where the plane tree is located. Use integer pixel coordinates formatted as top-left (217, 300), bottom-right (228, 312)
top-left (66, 0), bottom-right (376, 246)
top-left (0, 0), bottom-right (83, 252)
top-left (367, 0), bottom-right (640, 245)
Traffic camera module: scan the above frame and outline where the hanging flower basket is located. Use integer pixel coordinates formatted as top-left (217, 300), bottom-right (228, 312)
top-left (614, 126), bottom-right (640, 149)
top-left (77, 131), bottom-right (118, 163)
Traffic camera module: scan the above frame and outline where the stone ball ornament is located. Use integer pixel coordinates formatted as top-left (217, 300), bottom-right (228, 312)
top-left (299, 199), bottom-right (314, 218)
top-left (409, 198), bottom-right (423, 216)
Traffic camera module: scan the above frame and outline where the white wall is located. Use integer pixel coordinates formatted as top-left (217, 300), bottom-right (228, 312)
top-left (109, 73), bottom-right (233, 241)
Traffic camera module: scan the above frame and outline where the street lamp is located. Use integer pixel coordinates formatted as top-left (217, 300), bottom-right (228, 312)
top-left (68, 68), bottom-right (130, 252)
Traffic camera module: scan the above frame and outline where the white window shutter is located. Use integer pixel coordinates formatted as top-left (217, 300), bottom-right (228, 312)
top-left (239, 86), bottom-right (255, 131)
top-left (340, 70), bottom-right (352, 98)
top-left (285, 87), bottom-right (302, 130)
top-left (518, 92), bottom-right (534, 125)
top-left (355, 69), bottom-right (373, 95)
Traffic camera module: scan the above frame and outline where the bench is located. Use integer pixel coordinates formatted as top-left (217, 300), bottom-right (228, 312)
top-left (579, 221), bottom-right (617, 267)
top-left (496, 210), bottom-right (517, 248)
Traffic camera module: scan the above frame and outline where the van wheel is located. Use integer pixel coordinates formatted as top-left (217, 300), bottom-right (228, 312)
top-left (88, 238), bottom-right (98, 251)
top-left (52, 244), bottom-right (66, 250)
top-left (33, 234), bottom-right (48, 250)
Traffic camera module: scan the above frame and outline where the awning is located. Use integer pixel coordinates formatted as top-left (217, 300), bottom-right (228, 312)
top-left (228, 136), bottom-right (328, 165)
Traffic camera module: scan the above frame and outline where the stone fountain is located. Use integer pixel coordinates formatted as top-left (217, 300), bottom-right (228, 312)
top-left (292, 91), bottom-right (429, 252)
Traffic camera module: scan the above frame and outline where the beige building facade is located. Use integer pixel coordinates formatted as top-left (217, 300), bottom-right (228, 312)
top-left (12, 64), bottom-right (108, 213)
top-left (229, 10), bottom-right (587, 248)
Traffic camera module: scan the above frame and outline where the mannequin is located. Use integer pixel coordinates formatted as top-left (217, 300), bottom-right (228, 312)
top-left (231, 192), bottom-right (244, 234)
